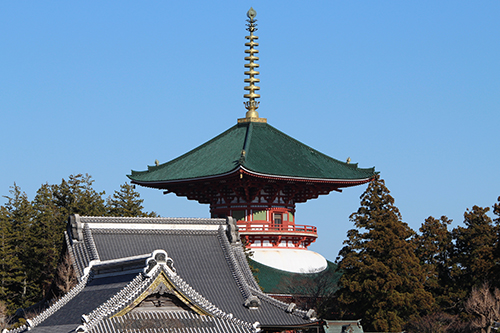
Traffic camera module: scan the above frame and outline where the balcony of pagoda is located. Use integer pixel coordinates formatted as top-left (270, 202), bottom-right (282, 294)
top-left (238, 222), bottom-right (318, 249)
top-left (238, 222), bottom-right (317, 236)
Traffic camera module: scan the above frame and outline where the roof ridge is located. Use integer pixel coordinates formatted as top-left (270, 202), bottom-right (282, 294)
top-left (166, 265), bottom-right (254, 330)
top-left (231, 243), bottom-right (262, 291)
top-left (83, 223), bottom-right (100, 261)
top-left (79, 216), bottom-right (226, 225)
top-left (250, 286), bottom-right (310, 319)
top-left (65, 230), bottom-right (83, 279)
top-left (217, 226), bottom-right (253, 300)
top-left (90, 228), bottom-right (219, 235)
top-left (130, 124), bottom-right (241, 176)
top-left (217, 226), bottom-right (315, 320)
top-left (250, 122), bottom-right (375, 173)
top-left (81, 272), bottom-right (150, 330)
top-left (8, 272), bottom-right (92, 332)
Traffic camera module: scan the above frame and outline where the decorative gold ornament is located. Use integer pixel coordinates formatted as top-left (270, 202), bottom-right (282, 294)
top-left (238, 7), bottom-right (267, 124)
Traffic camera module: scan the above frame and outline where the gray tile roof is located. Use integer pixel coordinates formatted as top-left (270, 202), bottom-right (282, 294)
top-left (88, 227), bottom-right (313, 326)
top-left (8, 215), bottom-right (320, 333)
top-left (38, 274), bottom-right (135, 328)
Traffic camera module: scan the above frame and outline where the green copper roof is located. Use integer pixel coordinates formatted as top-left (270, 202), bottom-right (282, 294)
top-left (250, 259), bottom-right (340, 295)
top-left (129, 122), bottom-right (376, 183)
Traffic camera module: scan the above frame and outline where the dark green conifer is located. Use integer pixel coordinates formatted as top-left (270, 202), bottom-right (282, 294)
top-left (30, 184), bottom-right (65, 299)
top-left (0, 206), bottom-right (24, 312)
top-left (2, 185), bottom-right (35, 309)
top-left (0, 175), bottom-right (157, 317)
top-left (413, 216), bottom-right (455, 310)
top-left (452, 205), bottom-right (497, 292)
top-left (336, 176), bottom-right (433, 332)
top-left (106, 182), bottom-right (157, 217)
top-left (52, 174), bottom-right (106, 217)
top-left (492, 197), bottom-right (500, 288)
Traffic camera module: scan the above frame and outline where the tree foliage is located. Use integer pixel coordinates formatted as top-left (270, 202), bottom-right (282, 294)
top-left (335, 176), bottom-right (433, 332)
top-left (452, 206), bottom-right (497, 293)
top-left (0, 175), bottom-right (155, 316)
top-left (413, 216), bottom-right (456, 310)
top-left (106, 183), bottom-right (157, 217)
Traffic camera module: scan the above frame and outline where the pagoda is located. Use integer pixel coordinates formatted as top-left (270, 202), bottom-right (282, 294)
top-left (129, 8), bottom-right (376, 274)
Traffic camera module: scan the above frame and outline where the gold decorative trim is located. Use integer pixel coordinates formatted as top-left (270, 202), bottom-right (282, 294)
top-left (237, 116), bottom-right (267, 124)
top-left (240, 8), bottom-right (266, 123)
top-left (111, 271), bottom-right (209, 318)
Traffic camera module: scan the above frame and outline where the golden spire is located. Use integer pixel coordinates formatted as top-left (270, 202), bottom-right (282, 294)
top-left (238, 7), bottom-right (267, 124)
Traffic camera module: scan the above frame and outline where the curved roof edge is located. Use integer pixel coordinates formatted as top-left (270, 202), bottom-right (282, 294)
top-left (128, 122), bottom-right (377, 184)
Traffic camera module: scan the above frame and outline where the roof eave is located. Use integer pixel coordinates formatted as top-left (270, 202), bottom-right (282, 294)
top-left (130, 165), bottom-right (376, 189)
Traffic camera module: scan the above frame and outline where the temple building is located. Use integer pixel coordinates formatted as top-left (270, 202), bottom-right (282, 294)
top-left (7, 8), bottom-right (375, 333)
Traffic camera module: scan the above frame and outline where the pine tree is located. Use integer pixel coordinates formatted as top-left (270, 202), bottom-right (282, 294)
top-left (106, 182), bottom-right (157, 217)
top-left (336, 176), bottom-right (433, 332)
top-left (452, 205), bottom-right (496, 293)
top-left (413, 216), bottom-right (455, 310)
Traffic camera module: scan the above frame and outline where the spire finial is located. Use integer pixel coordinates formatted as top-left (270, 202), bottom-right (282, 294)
top-left (238, 8), bottom-right (267, 124)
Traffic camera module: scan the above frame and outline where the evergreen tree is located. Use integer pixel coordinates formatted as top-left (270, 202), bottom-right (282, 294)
top-left (0, 206), bottom-right (24, 312)
top-left (335, 176), bottom-right (433, 332)
top-left (492, 197), bottom-right (500, 288)
top-left (413, 216), bottom-right (455, 310)
top-left (52, 174), bottom-right (106, 217)
top-left (0, 174), bottom-right (156, 315)
top-left (452, 206), bottom-right (496, 293)
top-left (29, 184), bottom-right (65, 299)
top-left (106, 182), bottom-right (157, 217)
top-left (494, 196), bottom-right (500, 224)
top-left (2, 185), bottom-right (35, 310)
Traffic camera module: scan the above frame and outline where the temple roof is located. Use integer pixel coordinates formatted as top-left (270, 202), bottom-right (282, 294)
top-left (128, 122), bottom-right (376, 186)
top-left (9, 216), bottom-right (320, 333)
top-left (250, 259), bottom-right (340, 295)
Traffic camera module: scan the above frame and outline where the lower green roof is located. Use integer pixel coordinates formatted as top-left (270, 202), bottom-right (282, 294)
top-left (129, 122), bottom-right (376, 183)
top-left (250, 258), bottom-right (340, 295)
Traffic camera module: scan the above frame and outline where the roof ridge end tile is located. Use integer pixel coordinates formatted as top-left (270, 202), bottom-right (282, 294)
top-left (217, 226), bottom-right (253, 300)
top-left (83, 223), bottom-right (100, 261)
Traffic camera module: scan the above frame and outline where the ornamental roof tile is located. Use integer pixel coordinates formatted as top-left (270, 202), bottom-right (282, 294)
top-left (90, 311), bottom-right (254, 333)
top-left (128, 122), bottom-right (376, 184)
top-left (324, 320), bottom-right (364, 333)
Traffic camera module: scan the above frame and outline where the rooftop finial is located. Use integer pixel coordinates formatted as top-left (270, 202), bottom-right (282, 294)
top-left (239, 7), bottom-right (267, 124)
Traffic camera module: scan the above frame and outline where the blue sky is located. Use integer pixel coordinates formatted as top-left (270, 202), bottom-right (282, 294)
top-left (1, 1), bottom-right (499, 261)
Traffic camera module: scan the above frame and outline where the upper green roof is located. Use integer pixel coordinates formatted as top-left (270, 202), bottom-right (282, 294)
top-left (129, 122), bottom-right (376, 183)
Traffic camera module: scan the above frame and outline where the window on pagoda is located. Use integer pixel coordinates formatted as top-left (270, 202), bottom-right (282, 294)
top-left (273, 213), bottom-right (282, 225)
